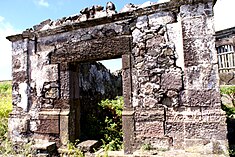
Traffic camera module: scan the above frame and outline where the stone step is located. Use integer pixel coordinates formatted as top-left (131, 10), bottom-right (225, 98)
top-left (58, 140), bottom-right (100, 156)
top-left (77, 140), bottom-right (100, 152)
top-left (32, 142), bottom-right (56, 156)
top-left (36, 153), bottom-right (49, 157)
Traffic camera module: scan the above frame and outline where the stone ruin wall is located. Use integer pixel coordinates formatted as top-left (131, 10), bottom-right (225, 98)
top-left (7, 0), bottom-right (228, 154)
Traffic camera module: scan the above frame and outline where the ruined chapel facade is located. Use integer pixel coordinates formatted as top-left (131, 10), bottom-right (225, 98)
top-left (7, 0), bottom-right (228, 154)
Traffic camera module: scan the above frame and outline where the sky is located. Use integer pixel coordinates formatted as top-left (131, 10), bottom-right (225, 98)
top-left (0, 0), bottom-right (234, 80)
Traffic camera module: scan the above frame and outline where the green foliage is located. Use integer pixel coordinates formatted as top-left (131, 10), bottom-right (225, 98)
top-left (98, 96), bottom-right (123, 151)
top-left (0, 117), bottom-right (8, 142)
top-left (84, 96), bottom-right (123, 151)
top-left (221, 104), bottom-right (235, 117)
top-left (0, 82), bottom-right (11, 95)
top-left (220, 86), bottom-right (235, 156)
top-left (67, 140), bottom-right (84, 157)
top-left (0, 139), bottom-right (34, 156)
top-left (0, 82), bottom-right (12, 117)
top-left (220, 86), bottom-right (235, 118)
top-left (0, 81), bottom-right (12, 142)
top-left (220, 85), bottom-right (235, 107)
top-left (229, 145), bottom-right (235, 156)
top-left (141, 143), bottom-right (153, 151)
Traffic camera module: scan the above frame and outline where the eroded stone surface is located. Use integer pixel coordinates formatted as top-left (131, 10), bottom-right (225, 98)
top-left (7, 0), bottom-right (227, 155)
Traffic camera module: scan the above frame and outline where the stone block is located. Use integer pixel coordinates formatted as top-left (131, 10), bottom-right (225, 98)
top-left (36, 118), bottom-right (59, 134)
top-left (180, 2), bottom-right (213, 18)
top-left (182, 16), bottom-right (214, 39)
top-left (8, 115), bottom-right (30, 142)
top-left (183, 37), bottom-right (216, 67)
top-left (135, 108), bottom-right (165, 122)
top-left (136, 15), bottom-right (148, 30)
top-left (185, 122), bottom-right (227, 140)
top-left (182, 89), bottom-right (221, 107)
top-left (184, 64), bottom-right (219, 89)
top-left (136, 136), bottom-right (173, 151)
top-left (165, 122), bottom-right (184, 149)
top-left (166, 109), bottom-right (184, 122)
top-left (122, 110), bottom-right (134, 154)
top-left (60, 110), bottom-right (70, 146)
top-left (142, 82), bottom-right (160, 95)
top-left (146, 35), bottom-right (165, 48)
top-left (42, 64), bottom-right (59, 82)
top-left (12, 54), bottom-right (27, 72)
top-left (136, 121), bottom-right (165, 138)
top-left (165, 122), bottom-right (184, 136)
top-left (59, 70), bottom-right (70, 99)
top-left (12, 39), bottom-right (28, 56)
top-left (132, 28), bottom-right (145, 43)
top-left (151, 137), bottom-right (173, 151)
top-left (219, 72), bottom-right (235, 85)
top-left (123, 68), bottom-right (132, 108)
top-left (77, 140), bottom-right (100, 152)
top-left (201, 106), bottom-right (227, 123)
top-left (148, 12), bottom-right (176, 27)
top-left (51, 36), bottom-right (130, 63)
top-left (142, 96), bottom-right (160, 108)
top-left (17, 82), bottom-right (29, 112)
top-left (35, 110), bottom-right (60, 134)
top-left (161, 68), bottom-right (182, 91)
top-left (53, 99), bottom-right (70, 109)
top-left (12, 71), bottom-right (28, 83)
top-left (166, 22), bottom-right (184, 70)
top-left (122, 54), bottom-right (130, 70)
top-left (32, 142), bottom-right (56, 156)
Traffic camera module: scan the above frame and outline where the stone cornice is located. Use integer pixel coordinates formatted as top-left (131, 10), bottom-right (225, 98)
top-left (6, 0), bottom-right (213, 42)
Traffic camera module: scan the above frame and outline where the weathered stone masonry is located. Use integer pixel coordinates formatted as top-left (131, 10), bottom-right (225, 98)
top-left (7, 0), bottom-right (227, 154)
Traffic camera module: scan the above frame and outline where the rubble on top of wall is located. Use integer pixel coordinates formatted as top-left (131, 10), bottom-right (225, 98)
top-left (6, 0), bottom-right (214, 42)
top-left (27, 1), bottom-right (171, 33)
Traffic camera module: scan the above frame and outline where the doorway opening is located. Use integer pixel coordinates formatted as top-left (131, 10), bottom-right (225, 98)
top-left (72, 58), bottom-right (123, 150)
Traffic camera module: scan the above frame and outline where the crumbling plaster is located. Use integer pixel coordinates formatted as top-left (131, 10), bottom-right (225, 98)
top-left (7, 0), bottom-right (228, 155)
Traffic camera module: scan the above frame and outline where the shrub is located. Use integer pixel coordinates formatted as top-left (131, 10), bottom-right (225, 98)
top-left (220, 86), bottom-right (235, 117)
top-left (220, 85), bottom-right (235, 156)
top-left (98, 96), bottom-right (123, 151)
top-left (83, 96), bottom-right (123, 151)
top-left (220, 85), bottom-right (235, 107)
top-left (67, 140), bottom-right (84, 157)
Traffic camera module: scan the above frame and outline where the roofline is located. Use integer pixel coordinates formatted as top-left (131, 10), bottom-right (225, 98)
top-left (7, 0), bottom-right (214, 42)
top-left (215, 26), bottom-right (235, 39)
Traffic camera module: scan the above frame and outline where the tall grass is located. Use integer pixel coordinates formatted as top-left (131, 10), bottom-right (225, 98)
top-left (0, 81), bottom-right (12, 141)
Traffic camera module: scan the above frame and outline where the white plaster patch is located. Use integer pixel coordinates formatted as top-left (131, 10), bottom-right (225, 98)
top-left (30, 121), bottom-right (38, 132)
top-left (132, 28), bottom-right (145, 43)
top-left (149, 12), bottom-right (175, 26)
top-left (136, 15), bottom-right (148, 30)
top-left (18, 82), bottom-right (29, 111)
top-left (166, 22), bottom-right (184, 70)
top-left (30, 50), bottom-right (58, 96)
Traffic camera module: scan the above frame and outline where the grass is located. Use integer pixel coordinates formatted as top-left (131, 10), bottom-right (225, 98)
top-left (0, 81), bottom-right (14, 155)
top-left (0, 81), bottom-right (12, 142)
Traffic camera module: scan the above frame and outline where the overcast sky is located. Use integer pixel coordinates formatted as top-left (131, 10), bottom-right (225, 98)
top-left (0, 0), bottom-right (233, 80)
